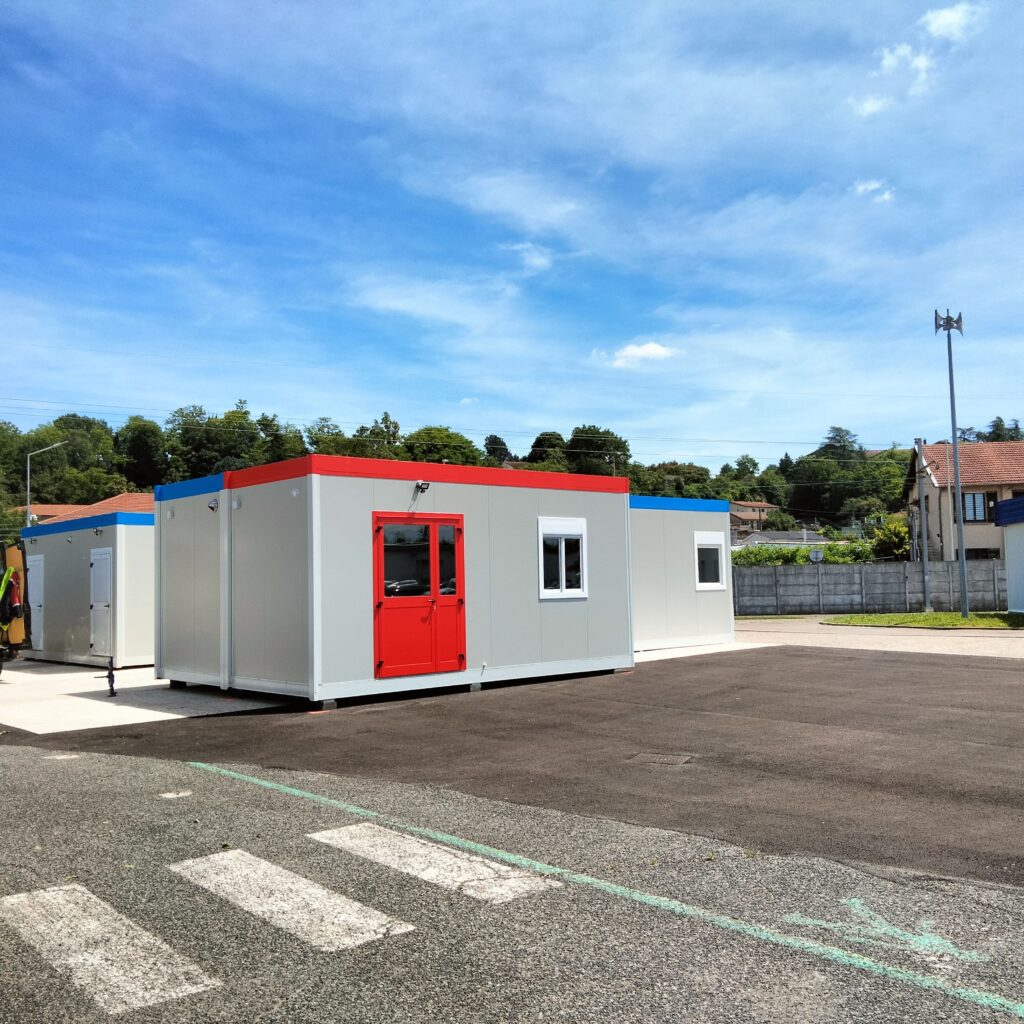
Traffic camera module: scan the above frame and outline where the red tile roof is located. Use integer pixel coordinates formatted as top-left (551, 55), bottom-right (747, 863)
top-left (922, 441), bottom-right (1024, 488)
top-left (731, 501), bottom-right (779, 509)
top-left (16, 504), bottom-right (89, 520)
top-left (44, 492), bottom-right (155, 523)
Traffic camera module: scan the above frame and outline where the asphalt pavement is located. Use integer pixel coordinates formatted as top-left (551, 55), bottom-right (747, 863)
top-left (5, 646), bottom-right (1024, 887)
top-left (4, 744), bottom-right (1024, 1023)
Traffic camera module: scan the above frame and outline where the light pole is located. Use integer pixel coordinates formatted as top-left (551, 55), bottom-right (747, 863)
top-left (934, 309), bottom-right (969, 618)
top-left (25, 441), bottom-right (68, 528)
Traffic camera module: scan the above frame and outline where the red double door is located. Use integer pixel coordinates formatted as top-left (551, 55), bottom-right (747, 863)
top-left (373, 512), bottom-right (466, 679)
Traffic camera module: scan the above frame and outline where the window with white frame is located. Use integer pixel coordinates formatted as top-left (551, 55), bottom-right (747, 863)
top-left (538, 517), bottom-right (588, 599)
top-left (694, 531), bottom-right (727, 591)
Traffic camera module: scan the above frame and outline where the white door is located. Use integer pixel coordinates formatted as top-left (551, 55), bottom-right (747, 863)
top-left (90, 548), bottom-right (113, 659)
top-left (26, 554), bottom-right (44, 650)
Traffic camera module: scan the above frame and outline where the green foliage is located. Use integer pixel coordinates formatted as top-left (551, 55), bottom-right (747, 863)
top-left (526, 431), bottom-right (566, 464)
top-left (483, 434), bottom-right (514, 462)
top-left (731, 541), bottom-right (875, 566)
top-left (114, 417), bottom-right (166, 488)
top-left (762, 509), bottom-right (797, 531)
top-left (565, 424), bottom-right (630, 476)
top-left (871, 515), bottom-right (911, 561)
top-left (403, 426), bottom-right (482, 465)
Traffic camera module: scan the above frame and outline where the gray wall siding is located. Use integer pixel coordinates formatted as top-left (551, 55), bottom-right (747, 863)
top-left (23, 525), bottom-right (154, 668)
top-left (116, 525), bottom-right (154, 666)
top-left (231, 479), bottom-right (310, 692)
top-left (1007, 526), bottom-right (1024, 612)
top-left (316, 477), bottom-right (632, 697)
top-left (733, 561), bottom-right (1009, 615)
top-left (630, 508), bottom-right (734, 650)
top-left (159, 495), bottom-right (221, 682)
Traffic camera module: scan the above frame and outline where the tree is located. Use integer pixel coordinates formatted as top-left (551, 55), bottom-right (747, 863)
top-left (734, 454), bottom-right (759, 477)
top-left (483, 435), bottom-right (513, 463)
top-left (114, 416), bottom-right (167, 488)
top-left (251, 414), bottom-right (307, 465)
top-left (347, 412), bottom-right (405, 459)
top-left (763, 509), bottom-right (797, 531)
top-left (564, 425), bottom-right (630, 476)
top-left (305, 417), bottom-right (348, 455)
top-left (755, 467), bottom-right (790, 507)
top-left (839, 495), bottom-right (887, 521)
top-left (526, 431), bottom-right (567, 465)
top-left (403, 426), bottom-right (482, 465)
top-left (777, 452), bottom-right (795, 478)
top-left (818, 426), bottom-right (862, 459)
top-left (872, 515), bottom-right (911, 561)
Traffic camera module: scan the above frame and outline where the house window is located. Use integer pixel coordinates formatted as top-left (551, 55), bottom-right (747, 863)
top-left (963, 492), bottom-right (997, 522)
top-left (694, 531), bottom-right (727, 591)
top-left (538, 517), bottom-right (588, 599)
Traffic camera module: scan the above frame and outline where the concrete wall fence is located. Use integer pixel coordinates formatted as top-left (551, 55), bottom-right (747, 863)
top-left (733, 561), bottom-right (1007, 616)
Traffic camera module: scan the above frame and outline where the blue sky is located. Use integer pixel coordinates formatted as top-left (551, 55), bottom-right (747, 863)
top-left (3, 1), bottom-right (1022, 469)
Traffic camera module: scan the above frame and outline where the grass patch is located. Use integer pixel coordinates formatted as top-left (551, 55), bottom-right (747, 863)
top-left (736, 615), bottom-right (807, 621)
top-left (823, 612), bottom-right (1024, 630)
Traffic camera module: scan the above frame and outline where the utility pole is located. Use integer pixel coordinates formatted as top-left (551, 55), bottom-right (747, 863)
top-left (915, 437), bottom-right (932, 611)
top-left (25, 441), bottom-right (68, 528)
top-left (935, 309), bottom-right (969, 617)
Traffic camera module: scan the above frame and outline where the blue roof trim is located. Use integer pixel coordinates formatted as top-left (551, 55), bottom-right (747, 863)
top-left (154, 474), bottom-right (224, 502)
top-left (994, 496), bottom-right (1024, 527)
top-left (629, 496), bottom-right (730, 513)
top-left (23, 512), bottom-right (155, 538)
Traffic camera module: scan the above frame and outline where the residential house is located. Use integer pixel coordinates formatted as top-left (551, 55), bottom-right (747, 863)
top-left (904, 441), bottom-right (1024, 560)
top-left (16, 504), bottom-right (89, 524)
top-left (730, 500), bottom-right (779, 539)
top-left (36, 492), bottom-right (154, 524)
top-left (733, 529), bottom-right (830, 549)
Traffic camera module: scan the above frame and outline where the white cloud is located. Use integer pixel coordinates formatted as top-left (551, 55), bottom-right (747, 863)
top-left (459, 396), bottom-right (478, 405)
top-left (501, 241), bottom-right (554, 274)
top-left (850, 95), bottom-right (892, 117)
top-left (878, 43), bottom-right (933, 95)
top-left (458, 172), bottom-right (582, 234)
top-left (920, 3), bottom-right (986, 42)
top-left (853, 180), bottom-right (895, 203)
top-left (610, 341), bottom-right (677, 369)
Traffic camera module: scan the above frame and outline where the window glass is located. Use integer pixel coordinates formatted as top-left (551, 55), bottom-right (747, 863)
top-left (963, 493), bottom-right (986, 522)
top-left (697, 545), bottom-right (721, 585)
top-left (542, 536), bottom-right (561, 590)
top-left (438, 525), bottom-right (457, 594)
top-left (563, 537), bottom-right (583, 590)
top-left (383, 524), bottom-right (431, 596)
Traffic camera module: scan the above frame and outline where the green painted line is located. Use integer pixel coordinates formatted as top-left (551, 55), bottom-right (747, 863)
top-left (189, 762), bottom-right (1024, 1019)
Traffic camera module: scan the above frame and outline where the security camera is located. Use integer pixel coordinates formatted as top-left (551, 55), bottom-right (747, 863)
top-left (208, 497), bottom-right (219, 512)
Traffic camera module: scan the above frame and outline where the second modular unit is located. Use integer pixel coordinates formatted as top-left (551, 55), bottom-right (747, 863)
top-left (629, 496), bottom-right (734, 651)
top-left (155, 455), bottom-right (634, 700)
top-left (20, 511), bottom-right (155, 668)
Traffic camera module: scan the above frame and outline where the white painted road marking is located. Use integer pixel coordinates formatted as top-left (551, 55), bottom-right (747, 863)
top-left (168, 849), bottom-right (414, 950)
top-left (42, 754), bottom-right (80, 760)
top-left (159, 790), bottom-right (192, 799)
top-left (309, 822), bottom-right (563, 904)
top-left (0, 884), bottom-right (219, 1015)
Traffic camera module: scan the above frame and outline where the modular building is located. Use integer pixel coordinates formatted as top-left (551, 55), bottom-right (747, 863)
top-left (995, 496), bottom-right (1024, 613)
top-left (629, 496), bottom-right (734, 651)
top-left (155, 456), bottom-right (634, 701)
top-left (21, 510), bottom-right (156, 668)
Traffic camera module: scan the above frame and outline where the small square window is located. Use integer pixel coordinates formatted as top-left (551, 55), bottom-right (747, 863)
top-left (538, 517), bottom-right (588, 599)
top-left (694, 531), bottom-right (727, 591)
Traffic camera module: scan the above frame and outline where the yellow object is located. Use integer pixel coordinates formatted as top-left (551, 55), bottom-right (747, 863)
top-left (3, 545), bottom-right (27, 645)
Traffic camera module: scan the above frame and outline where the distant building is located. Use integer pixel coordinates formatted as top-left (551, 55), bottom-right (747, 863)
top-left (729, 500), bottom-right (779, 538)
top-left (15, 504), bottom-right (89, 524)
top-left (904, 442), bottom-right (1024, 560)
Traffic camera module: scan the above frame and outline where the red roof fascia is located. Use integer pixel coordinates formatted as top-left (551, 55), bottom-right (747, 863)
top-left (227, 454), bottom-right (630, 494)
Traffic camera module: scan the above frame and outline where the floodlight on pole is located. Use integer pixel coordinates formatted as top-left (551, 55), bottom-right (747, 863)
top-left (934, 308), bottom-right (969, 618)
top-left (25, 440), bottom-right (68, 528)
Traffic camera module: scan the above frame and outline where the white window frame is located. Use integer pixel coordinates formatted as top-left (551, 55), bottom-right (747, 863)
top-left (694, 530), bottom-right (727, 591)
top-left (537, 517), bottom-right (588, 600)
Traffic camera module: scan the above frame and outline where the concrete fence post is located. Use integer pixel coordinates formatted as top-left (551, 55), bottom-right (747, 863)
top-left (860, 565), bottom-right (867, 612)
top-left (947, 567), bottom-right (954, 611)
top-left (904, 563), bottom-right (910, 612)
top-left (817, 563), bottom-right (823, 614)
top-left (993, 559), bottom-right (999, 611)
top-left (773, 564), bottom-right (781, 615)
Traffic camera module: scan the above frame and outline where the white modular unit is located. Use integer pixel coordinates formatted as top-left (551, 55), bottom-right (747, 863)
top-left (995, 498), bottom-right (1024, 613)
top-left (156, 456), bottom-right (635, 701)
top-left (21, 512), bottom-right (155, 668)
top-left (629, 496), bottom-right (735, 651)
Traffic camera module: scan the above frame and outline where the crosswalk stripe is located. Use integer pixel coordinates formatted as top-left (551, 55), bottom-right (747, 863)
top-left (0, 884), bottom-right (219, 1015)
top-left (308, 823), bottom-right (563, 904)
top-left (168, 849), bottom-right (414, 950)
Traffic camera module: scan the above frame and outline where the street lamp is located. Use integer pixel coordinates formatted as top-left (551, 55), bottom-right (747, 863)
top-left (25, 441), bottom-right (68, 528)
top-left (934, 309), bottom-right (969, 618)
